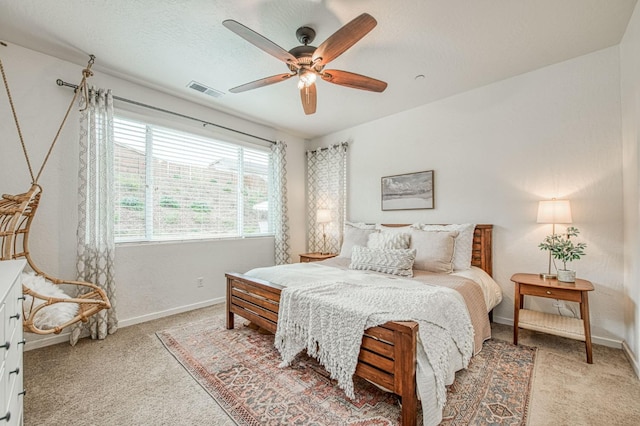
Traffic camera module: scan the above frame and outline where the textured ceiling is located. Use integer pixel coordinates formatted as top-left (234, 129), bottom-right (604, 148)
top-left (0, 0), bottom-right (636, 139)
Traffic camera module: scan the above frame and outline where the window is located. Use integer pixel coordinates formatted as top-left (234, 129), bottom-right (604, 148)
top-left (113, 116), bottom-right (271, 242)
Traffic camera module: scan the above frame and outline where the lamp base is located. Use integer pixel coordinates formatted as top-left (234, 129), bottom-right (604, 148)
top-left (539, 272), bottom-right (557, 279)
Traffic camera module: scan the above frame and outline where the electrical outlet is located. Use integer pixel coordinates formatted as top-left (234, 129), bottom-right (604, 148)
top-left (553, 301), bottom-right (565, 308)
top-left (197, 277), bottom-right (204, 288)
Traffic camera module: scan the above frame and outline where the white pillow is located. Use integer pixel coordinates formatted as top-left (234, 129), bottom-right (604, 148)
top-left (367, 232), bottom-right (411, 250)
top-left (339, 224), bottom-right (379, 258)
top-left (412, 223), bottom-right (475, 270)
top-left (345, 221), bottom-right (376, 230)
top-left (375, 224), bottom-right (413, 234)
top-left (409, 229), bottom-right (458, 273)
top-left (22, 272), bottom-right (79, 330)
top-left (349, 246), bottom-right (416, 277)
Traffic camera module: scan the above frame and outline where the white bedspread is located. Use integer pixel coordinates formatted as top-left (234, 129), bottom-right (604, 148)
top-left (245, 263), bottom-right (479, 426)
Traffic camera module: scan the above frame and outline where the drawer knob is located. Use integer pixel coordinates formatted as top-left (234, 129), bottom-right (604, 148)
top-left (18, 390), bottom-right (26, 397)
top-left (18, 339), bottom-right (26, 346)
top-left (0, 341), bottom-right (9, 350)
top-left (0, 411), bottom-right (10, 421)
top-left (17, 296), bottom-right (25, 301)
top-left (546, 291), bottom-right (552, 295)
top-left (9, 367), bottom-right (20, 376)
top-left (9, 312), bottom-right (20, 321)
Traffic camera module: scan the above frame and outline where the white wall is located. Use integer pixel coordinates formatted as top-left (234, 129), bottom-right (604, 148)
top-left (310, 47), bottom-right (625, 347)
top-left (620, 2), bottom-right (640, 375)
top-left (0, 44), bottom-right (307, 348)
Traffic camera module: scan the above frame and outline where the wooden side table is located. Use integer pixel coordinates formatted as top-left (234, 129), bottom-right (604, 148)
top-left (511, 273), bottom-right (595, 363)
top-left (299, 252), bottom-right (337, 263)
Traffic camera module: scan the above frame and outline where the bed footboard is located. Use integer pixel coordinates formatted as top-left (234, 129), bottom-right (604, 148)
top-left (225, 272), bottom-right (418, 426)
top-left (226, 273), bottom-right (281, 333)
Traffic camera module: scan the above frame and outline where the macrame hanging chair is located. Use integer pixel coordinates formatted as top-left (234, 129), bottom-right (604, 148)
top-left (0, 43), bottom-right (111, 335)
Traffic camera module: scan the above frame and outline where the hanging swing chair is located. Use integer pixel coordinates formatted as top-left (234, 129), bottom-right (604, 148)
top-left (0, 44), bottom-right (111, 335)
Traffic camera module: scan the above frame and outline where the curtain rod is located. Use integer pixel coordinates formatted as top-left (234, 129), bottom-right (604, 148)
top-left (55, 79), bottom-right (276, 145)
top-left (306, 142), bottom-right (348, 154)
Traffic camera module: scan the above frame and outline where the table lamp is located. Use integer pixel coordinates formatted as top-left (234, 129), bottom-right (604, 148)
top-left (316, 209), bottom-right (332, 254)
top-left (537, 198), bottom-right (572, 279)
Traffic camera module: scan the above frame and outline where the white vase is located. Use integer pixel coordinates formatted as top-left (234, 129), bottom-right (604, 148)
top-left (557, 269), bottom-right (576, 283)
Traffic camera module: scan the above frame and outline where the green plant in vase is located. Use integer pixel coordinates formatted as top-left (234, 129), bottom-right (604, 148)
top-left (538, 226), bottom-right (587, 282)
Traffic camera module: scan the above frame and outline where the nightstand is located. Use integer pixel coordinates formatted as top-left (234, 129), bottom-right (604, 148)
top-left (511, 273), bottom-right (594, 363)
top-left (299, 252), bottom-right (337, 263)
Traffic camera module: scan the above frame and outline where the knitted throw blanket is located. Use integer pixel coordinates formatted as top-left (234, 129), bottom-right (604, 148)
top-left (274, 274), bottom-right (474, 407)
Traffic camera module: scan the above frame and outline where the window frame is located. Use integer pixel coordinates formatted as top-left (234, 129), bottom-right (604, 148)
top-left (112, 110), bottom-right (274, 244)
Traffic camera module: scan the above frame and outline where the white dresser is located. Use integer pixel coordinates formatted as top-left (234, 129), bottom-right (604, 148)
top-left (0, 260), bottom-right (25, 425)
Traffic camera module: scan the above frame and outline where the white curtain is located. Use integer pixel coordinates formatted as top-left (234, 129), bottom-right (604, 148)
top-left (306, 143), bottom-right (348, 254)
top-left (269, 141), bottom-right (291, 265)
top-left (71, 87), bottom-right (117, 345)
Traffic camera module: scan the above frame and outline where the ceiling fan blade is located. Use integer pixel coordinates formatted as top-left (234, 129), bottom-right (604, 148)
top-left (300, 83), bottom-right (317, 115)
top-left (229, 73), bottom-right (295, 93)
top-left (321, 69), bottom-right (387, 92)
top-left (223, 19), bottom-right (298, 65)
top-left (312, 13), bottom-right (377, 67)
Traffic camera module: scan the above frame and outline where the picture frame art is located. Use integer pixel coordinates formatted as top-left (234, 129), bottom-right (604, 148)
top-left (381, 170), bottom-right (434, 211)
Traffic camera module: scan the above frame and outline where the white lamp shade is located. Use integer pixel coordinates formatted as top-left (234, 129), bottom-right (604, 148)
top-left (316, 209), bottom-right (332, 223)
top-left (537, 199), bottom-right (572, 224)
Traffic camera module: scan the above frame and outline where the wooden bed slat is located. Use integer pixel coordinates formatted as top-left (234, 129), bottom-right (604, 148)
top-left (229, 305), bottom-right (277, 332)
top-left (231, 288), bottom-right (279, 314)
top-left (232, 280), bottom-right (281, 302)
top-left (363, 325), bottom-right (395, 343)
top-left (355, 362), bottom-right (395, 391)
top-left (361, 335), bottom-right (394, 359)
top-left (359, 348), bottom-right (394, 373)
top-left (230, 295), bottom-right (279, 323)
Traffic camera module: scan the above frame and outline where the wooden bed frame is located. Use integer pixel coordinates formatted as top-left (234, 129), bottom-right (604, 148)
top-left (225, 224), bottom-right (492, 426)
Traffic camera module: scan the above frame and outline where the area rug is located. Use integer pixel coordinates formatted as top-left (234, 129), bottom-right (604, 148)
top-left (157, 316), bottom-right (536, 425)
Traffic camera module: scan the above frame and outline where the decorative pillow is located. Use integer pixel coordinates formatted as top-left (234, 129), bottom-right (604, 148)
top-left (345, 221), bottom-right (377, 230)
top-left (338, 224), bottom-right (379, 258)
top-left (412, 223), bottom-right (475, 270)
top-left (22, 272), bottom-right (79, 330)
top-left (367, 232), bottom-right (411, 250)
top-left (409, 229), bottom-right (458, 273)
top-left (349, 246), bottom-right (416, 277)
top-left (375, 224), bottom-right (413, 234)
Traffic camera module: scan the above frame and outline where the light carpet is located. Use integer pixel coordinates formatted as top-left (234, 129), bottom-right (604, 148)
top-left (157, 315), bottom-right (536, 425)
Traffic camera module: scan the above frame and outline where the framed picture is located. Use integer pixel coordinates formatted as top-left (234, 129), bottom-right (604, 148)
top-left (381, 170), bottom-right (434, 211)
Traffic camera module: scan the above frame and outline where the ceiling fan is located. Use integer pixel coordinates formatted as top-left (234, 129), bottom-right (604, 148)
top-left (223, 13), bottom-right (387, 115)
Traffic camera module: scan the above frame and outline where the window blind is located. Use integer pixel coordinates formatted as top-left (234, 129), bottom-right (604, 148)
top-left (113, 116), bottom-right (271, 242)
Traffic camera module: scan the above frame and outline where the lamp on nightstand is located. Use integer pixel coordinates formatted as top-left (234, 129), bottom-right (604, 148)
top-left (316, 209), bottom-right (332, 254)
top-left (537, 198), bottom-right (572, 279)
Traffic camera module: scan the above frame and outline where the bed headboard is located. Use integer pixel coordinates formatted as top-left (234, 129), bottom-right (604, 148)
top-left (380, 224), bottom-right (493, 277)
top-left (471, 225), bottom-right (492, 277)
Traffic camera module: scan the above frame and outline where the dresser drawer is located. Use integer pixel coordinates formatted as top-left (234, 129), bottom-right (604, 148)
top-left (3, 315), bottom-right (20, 365)
top-left (4, 351), bottom-right (22, 425)
top-left (0, 303), bottom-right (5, 357)
top-left (519, 283), bottom-right (583, 302)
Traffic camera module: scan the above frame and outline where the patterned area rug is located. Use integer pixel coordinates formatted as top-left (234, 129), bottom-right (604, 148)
top-left (157, 316), bottom-right (536, 425)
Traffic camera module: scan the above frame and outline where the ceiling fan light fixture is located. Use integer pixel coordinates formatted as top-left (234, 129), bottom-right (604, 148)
top-left (297, 68), bottom-right (317, 88)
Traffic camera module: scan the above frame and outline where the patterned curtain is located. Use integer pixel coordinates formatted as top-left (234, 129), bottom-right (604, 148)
top-left (269, 141), bottom-right (291, 265)
top-left (70, 88), bottom-right (117, 345)
top-left (306, 143), bottom-right (348, 254)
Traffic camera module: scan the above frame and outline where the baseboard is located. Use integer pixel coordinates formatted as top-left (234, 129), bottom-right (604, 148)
top-left (492, 315), bottom-right (623, 349)
top-left (25, 297), bottom-right (225, 351)
top-left (118, 297), bottom-right (225, 328)
top-left (24, 332), bottom-right (72, 351)
top-left (622, 340), bottom-right (640, 379)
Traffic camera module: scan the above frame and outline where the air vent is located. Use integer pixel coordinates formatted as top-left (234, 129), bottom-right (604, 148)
top-left (187, 81), bottom-right (224, 98)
